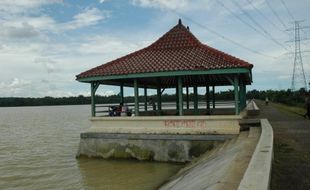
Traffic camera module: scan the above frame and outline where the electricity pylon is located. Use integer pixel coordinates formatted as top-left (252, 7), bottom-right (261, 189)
top-left (288, 21), bottom-right (308, 91)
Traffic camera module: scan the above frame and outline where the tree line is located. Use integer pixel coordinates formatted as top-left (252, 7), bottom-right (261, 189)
top-left (246, 88), bottom-right (307, 107)
top-left (0, 91), bottom-right (235, 107)
top-left (0, 89), bottom-right (306, 107)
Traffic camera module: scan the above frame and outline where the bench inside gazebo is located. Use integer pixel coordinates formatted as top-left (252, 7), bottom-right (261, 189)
top-left (76, 19), bottom-right (253, 118)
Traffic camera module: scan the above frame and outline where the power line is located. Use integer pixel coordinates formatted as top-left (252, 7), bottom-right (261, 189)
top-left (279, 0), bottom-right (295, 21)
top-left (169, 9), bottom-right (276, 59)
top-left (265, 0), bottom-right (288, 29)
top-left (216, 0), bottom-right (290, 51)
top-left (215, 0), bottom-right (269, 40)
top-left (246, 0), bottom-right (286, 33)
top-left (232, 0), bottom-right (289, 51)
top-left (245, 0), bottom-right (294, 50)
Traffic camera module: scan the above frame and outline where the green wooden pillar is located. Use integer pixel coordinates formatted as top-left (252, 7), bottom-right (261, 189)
top-left (157, 86), bottom-right (162, 115)
top-left (91, 82), bottom-right (99, 117)
top-left (238, 80), bottom-right (242, 109)
top-left (91, 83), bottom-right (95, 117)
top-left (240, 83), bottom-right (246, 110)
top-left (212, 86), bottom-right (215, 109)
top-left (176, 84), bottom-right (179, 111)
top-left (186, 86), bottom-right (189, 110)
top-left (234, 76), bottom-right (240, 115)
top-left (120, 84), bottom-right (124, 103)
top-left (178, 76), bottom-right (183, 116)
top-left (206, 85), bottom-right (210, 111)
top-left (193, 85), bottom-right (198, 115)
top-left (244, 85), bottom-right (247, 107)
top-left (134, 79), bottom-right (139, 116)
top-left (144, 87), bottom-right (147, 111)
top-left (239, 81), bottom-right (245, 110)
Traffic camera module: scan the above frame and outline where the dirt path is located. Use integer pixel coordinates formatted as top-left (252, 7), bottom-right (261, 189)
top-left (251, 100), bottom-right (310, 190)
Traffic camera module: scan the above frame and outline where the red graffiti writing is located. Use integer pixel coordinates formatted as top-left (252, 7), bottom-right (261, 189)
top-left (164, 120), bottom-right (207, 128)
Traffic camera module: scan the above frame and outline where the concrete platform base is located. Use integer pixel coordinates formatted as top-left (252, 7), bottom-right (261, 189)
top-left (76, 115), bottom-right (241, 162)
top-left (77, 133), bottom-right (234, 162)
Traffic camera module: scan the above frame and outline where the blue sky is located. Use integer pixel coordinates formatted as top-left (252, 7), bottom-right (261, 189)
top-left (0, 0), bottom-right (310, 97)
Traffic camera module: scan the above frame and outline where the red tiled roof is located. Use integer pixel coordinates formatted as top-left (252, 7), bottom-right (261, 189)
top-left (77, 20), bottom-right (253, 79)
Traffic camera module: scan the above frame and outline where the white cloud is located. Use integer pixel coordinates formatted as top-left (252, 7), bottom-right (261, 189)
top-left (0, 22), bottom-right (38, 38)
top-left (45, 90), bottom-right (75, 97)
top-left (132, 0), bottom-right (188, 10)
top-left (21, 15), bottom-right (56, 31)
top-left (34, 57), bottom-right (60, 73)
top-left (99, 90), bottom-right (116, 96)
top-left (0, 78), bottom-right (32, 96)
top-left (61, 8), bottom-right (109, 30)
top-left (0, 7), bottom-right (109, 40)
top-left (131, 0), bottom-right (215, 12)
top-left (0, 0), bottom-right (63, 15)
top-left (0, 15), bottom-right (55, 40)
top-left (77, 35), bottom-right (149, 55)
top-left (8, 78), bottom-right (31, 88)
top-left (0, 42), bottom-right (44, 55)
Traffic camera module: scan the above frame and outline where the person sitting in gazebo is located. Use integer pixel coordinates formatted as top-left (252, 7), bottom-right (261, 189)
top-left (115, 102), bottom-right (123, 116)
top-left (121, 103), bottom-right (131, 116)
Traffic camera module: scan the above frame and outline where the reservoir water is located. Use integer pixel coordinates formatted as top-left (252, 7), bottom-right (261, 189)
top-left (0, 105), bottom-right (182, 190)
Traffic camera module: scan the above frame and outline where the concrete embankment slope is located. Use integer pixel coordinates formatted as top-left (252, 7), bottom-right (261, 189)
top-left (160, 119), bottom-right (273, 190)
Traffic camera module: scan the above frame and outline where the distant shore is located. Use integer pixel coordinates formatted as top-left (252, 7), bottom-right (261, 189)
top-left (0, 89), bottom-right (305, 107)
top-left (0, 92), bottom-right (233, 107)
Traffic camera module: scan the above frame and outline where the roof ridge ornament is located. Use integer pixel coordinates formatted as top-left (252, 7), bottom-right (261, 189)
top-left (178, 18), bottom-right (182, 25)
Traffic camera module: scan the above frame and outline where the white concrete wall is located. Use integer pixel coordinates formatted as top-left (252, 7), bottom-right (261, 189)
top-left (246, 100), bottom-right (260, 116)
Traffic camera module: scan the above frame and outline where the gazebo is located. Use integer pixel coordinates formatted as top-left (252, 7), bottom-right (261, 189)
top-left (76, 19), bottom-right (253, 117)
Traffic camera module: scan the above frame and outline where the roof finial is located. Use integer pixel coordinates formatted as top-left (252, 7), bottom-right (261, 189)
top-left (186, 26), bottom-right (190, 31)
top-left (178, 18), bottom-right (182, 25)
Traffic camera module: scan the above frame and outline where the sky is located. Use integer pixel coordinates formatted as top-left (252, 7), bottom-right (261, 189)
top-left (0, 0), bottom-right (310, 97)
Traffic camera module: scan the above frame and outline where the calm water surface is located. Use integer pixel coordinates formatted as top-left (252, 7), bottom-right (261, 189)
top-left (0, 105), bottom-right (181, 190)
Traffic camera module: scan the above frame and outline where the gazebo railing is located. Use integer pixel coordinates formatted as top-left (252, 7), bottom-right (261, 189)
top-left (94, 101), bottom-right (236, 116)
